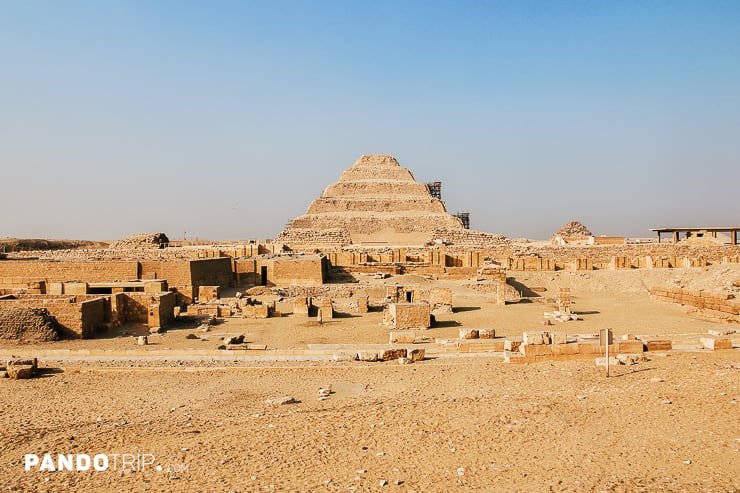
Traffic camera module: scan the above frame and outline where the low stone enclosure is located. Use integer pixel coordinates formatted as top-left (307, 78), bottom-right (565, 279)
top-left (0, 290), bottom-right (176, 339)
top-left (650, 286), bottom-right (739, 320)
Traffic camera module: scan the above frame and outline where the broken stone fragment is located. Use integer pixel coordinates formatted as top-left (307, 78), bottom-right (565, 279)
top-left (478, 328), bottom-right (495, 339)
top-left (407, 348), bottom-right (425, 362)
top-left (332, 351), bottom-right (356, 362)
top-left (223, 334), bottom-right (245, 345)
top-left (379, 348), bottom-right (407, 361)
top-left (459, 328), bottom-right (479, 339)
top-left (504, 338), bottom-right (522, 352)
top-left (266, 396), bottom-right (298, 406)
top-left (357, 351), bottom-right (379, 362)
top-left (6, 364), bottom-right (33, 380)
top-left (7, 358), bottom-right (37, 370)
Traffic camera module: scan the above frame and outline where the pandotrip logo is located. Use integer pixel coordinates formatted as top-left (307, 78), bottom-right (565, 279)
top-left (23, 453), bottom-right (188, 474)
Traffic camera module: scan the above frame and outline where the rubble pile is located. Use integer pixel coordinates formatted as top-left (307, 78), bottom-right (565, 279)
top-left (109, 233), bottom-right (170, 250)
top-left (554, 221), bottom-right (593, 238)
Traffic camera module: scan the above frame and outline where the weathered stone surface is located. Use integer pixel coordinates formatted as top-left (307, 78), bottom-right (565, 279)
top-left (109, 232), bottom-right (169, 249)
top-left (266, 396), bottom-right (298, 406)
top-left (6, 364), bottom-right (33, 379)
top-left (642, 339), bottom-right (672, 351)
top-left (379, 348), bottom-right (407, 361)
top-left (223, 334), bottom-right (245, 345)
top-left (137, 336), bottom-right (148, 345)
top-left (387, 302), bottom-right (431, 329)
top-left (700, 337), bottom-right (732, 350)
top-left (0, 307), bottom-right (61, 342)
top-left (549, 331), bottom-right (567, 344)
top-left (520, 344), bottom-right (552, 357)
top-left (459, 329), bottom-right (479, 340)
top-left (550, 342), bottom-right (579, 355)
top-left (332, 351), bottom-right (357, 362)
top-left (504, 338), bottom-right (522, 352)
top-left (407, 348), bottom-right (426, 362)
top-left (7, 358), bottom-right (37, 370)
top-left (708, 328), bottom-right (735, 336)
top-left (357, 351), bottom-right (379, 362)
top-left (389, 330), bottom-right (415, 344)
top-left (617, 340), bottom-right (644, 353)
top-left (523, 331), bottom-right (548, 345)
top-left (478, 328), bottom-right (496, 339)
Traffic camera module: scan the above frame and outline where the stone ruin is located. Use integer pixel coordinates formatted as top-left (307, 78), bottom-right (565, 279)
top-left (277, 154), bottom-right (507, 247)
top-left (0, 306), bottom-right (61, 342)
top-left (553, 220), bottom-right (593, 239)
top-left (108, 232), bottom-right (170, 250)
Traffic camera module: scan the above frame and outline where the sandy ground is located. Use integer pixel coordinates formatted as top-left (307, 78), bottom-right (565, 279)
top-left (2, 265), bottom-right (739, 492)
top-left (1, 353), bottom-right (738, 492)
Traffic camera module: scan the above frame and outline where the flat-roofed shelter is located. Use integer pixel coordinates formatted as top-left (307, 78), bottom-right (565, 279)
top-left (651, 227), bottom-right (739, 245)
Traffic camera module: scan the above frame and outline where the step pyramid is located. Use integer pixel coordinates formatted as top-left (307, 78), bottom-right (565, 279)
top-left (276, 154), bottom-right (506, 247)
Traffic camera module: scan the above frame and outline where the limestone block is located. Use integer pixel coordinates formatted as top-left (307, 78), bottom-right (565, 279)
top-left (408, 348), bottom-right (425, 362)
top-left (459, 328), bottom-right (479, 340)
top-left (551, 342), bottom-right (579, 355)
top-left (379, 348), bottom-right (407, 361)
top-left (7, 358), bottom-right (37, 370)
top-left (224, 334), bottom-right (245, 345)
top-left (333, 351), bottom-right (357, 362)
top-left (6, 364), bottom-right (33, 379)
top-left (642, 339), bottom-right (672, 351)
top-left (523, 331), bottom-right (547, 345)
top-left (549, 331), bottom-right (567, 344)
top-left (389, 302), bottom-right (431, 329)
top-left (700, 337), bottom-right (733, 350)
top-left (389, 330), bottom-right (416, 344)
top-left (137, 336), bottom-right (148, 345)
top-left (357, 351), bottom-right (379, 362)
top-left (478, 328), bottom-right (496, 339)
top-left (504, 338), bottom-right (522, 352)
top-left (617, 340), bottom-right (644, 353)
top-left (578, 342), bottom-right (600, 354)
top-left (520, 344), bottom-right (552, 357)
top-left (708, 328), bottom-right (735, 336)
top-left (266, 396), bottom-right (298, 406)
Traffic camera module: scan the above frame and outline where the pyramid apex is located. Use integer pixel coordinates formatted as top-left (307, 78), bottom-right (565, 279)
top-left (352, 154), bottom-right (400, 168)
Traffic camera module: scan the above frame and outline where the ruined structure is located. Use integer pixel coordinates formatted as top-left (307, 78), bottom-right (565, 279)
top-left (276, 154), bottom-right (505, 247)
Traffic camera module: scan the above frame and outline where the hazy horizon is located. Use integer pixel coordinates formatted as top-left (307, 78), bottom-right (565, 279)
top-left (2, 1), bottom-right (739, 241)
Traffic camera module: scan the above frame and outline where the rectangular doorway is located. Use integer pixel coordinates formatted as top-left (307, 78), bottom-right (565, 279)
top-left (260, 266), bottom-right (268, 286)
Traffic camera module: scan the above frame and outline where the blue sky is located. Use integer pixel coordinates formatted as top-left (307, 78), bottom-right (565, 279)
top-left (1, 1), bottom-right (738, 240)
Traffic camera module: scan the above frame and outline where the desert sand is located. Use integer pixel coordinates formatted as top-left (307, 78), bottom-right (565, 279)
top-left (2, 267), bottom-right (739, 492)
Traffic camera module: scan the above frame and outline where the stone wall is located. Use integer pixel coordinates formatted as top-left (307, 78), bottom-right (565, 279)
top-left (0, 306), bottom-right (61, 342)
top-left (0, 260), bottom-right (139, 284)
top-left (0, 295), bottom-right (107, 338)
top-left (271, 256), bottom-right (327, 286)
top-left (650, 287), bottom-right (739, 316)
